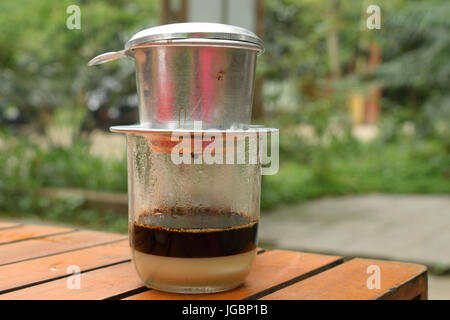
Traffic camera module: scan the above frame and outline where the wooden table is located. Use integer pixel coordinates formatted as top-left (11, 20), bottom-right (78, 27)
top-left (0, 221), bottom-right (427, 300)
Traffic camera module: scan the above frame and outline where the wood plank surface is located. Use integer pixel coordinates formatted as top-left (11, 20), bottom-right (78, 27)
top-left (0, 240), bottom-right (130, 294)
top-left (0, 250), bottom-right (341, 300)
top-left (0, 225), bottom-right (75, 245)
top-left (0, 230), bottom-right (126, 266)
top-left (0, 262), bottom-right (142, 300)
top-left (261, 258), bottom-right (427, 300)
top-left (125, 250), bottom-right (343, 300)
top-left (0, 220), bottom-right (428, 300)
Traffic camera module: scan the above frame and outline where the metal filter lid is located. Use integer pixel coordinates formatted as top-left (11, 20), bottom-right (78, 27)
top-left (88, 22), bottom-right (264, 66)
top-left (125, 22), bottom-right (264, 53)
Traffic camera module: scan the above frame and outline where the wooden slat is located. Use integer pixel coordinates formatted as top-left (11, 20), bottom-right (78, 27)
top-left (0, 225), bottom-right (75, 245)
top-left (0, 222), bottom-right (22, 230)
top-left (0, 262), bottom-right (142, 300)
top-left (0, 240), bottom-right (130, 294)
top-left (261, 258), bottom-right (427, 300)
top-left (379, 272), bottom-right (428, 300)
top-left (0, 230), bottom-right (126, 266)
top-left (125, 250), bottom-right (342, 300)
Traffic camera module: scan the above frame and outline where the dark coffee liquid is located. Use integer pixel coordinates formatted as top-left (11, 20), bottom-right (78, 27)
top-left (132, 207), bottom-right (258, 258)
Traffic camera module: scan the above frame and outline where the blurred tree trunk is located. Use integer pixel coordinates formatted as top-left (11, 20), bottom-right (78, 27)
top-left (356, 0), bottom-right (382, 124)
top-left (365, 43), bottom-right (381, 124)
top-left (327, 0), bottom-right (341, 79)
top-left (161, 0), bottom-right (187, 24)
top-left (252, 0), bottom-right (264, 120)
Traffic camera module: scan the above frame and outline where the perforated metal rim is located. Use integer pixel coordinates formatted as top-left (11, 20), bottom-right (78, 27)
top-left (110, 125), bottom-right (278, 135)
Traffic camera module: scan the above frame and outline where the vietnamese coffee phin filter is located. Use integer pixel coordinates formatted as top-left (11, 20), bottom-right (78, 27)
top-left (89, 22), bottom-right (278, 293)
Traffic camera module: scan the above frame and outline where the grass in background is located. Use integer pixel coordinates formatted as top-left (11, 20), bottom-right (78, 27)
top-left (0, 129), bottom-right (128, 233)
top-left (262, 137), bottom-right (449, 209)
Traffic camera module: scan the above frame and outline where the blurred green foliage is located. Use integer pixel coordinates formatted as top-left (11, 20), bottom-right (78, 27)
top-left (261, 0), bottom-right (449, 138)
top-left (0, 129), bottom-right (128, 232)
top-left (262, 122), bottom-right (449, 209)
top-left (374, 1), bottom-right (450, 140)
top-left (0, 0), bottom-right (158, 124)
top-left (258, 0), bottom-right (450, 209)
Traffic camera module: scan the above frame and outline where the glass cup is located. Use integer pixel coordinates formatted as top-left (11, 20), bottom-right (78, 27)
top-left (125, 130), bottom-right (261, 293)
